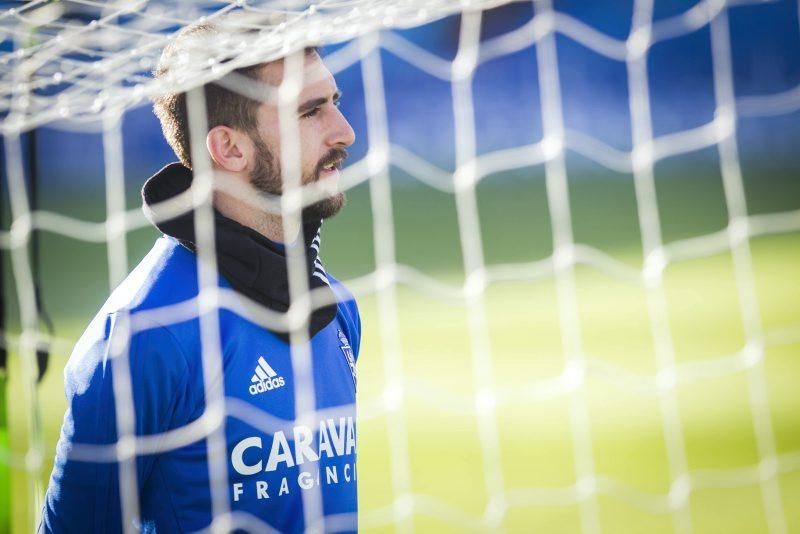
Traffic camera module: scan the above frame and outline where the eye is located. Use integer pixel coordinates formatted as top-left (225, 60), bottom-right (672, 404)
top-left (301, 107), bottom-right (320, 119)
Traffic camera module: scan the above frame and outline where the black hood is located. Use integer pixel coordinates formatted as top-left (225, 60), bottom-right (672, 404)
top-left (141, 162), bottom-right (337, 341)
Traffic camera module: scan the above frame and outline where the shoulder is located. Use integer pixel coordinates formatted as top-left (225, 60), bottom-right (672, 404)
top-left (65, 312), bottom-right (193, 402)
top-left (327, 274), bottom-right (362, 358)
top-left (104, 236), bottom-right (199, 316)
top-left (327, 274), bottom-right (359, 321)
top-left (102, 235), bottom-right (203, 365)
top-left (65, 237), bottom-right (202, 403)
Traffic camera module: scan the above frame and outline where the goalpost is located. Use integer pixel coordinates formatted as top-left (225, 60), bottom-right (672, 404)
top-left (1, 0), bottom-right (800, 532)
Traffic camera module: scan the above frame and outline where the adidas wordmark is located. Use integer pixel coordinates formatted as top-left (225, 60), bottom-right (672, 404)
top-left (249, 356), bottom-right (286, 395)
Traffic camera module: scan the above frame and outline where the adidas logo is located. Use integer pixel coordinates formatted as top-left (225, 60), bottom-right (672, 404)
top-left (249, 356), bottom-right (286, 396)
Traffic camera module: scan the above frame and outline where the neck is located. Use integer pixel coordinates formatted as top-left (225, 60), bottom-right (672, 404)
top-left (215, 194), bottom-right (302, 244)
top-left (213, 173), bottom-right (301, 244)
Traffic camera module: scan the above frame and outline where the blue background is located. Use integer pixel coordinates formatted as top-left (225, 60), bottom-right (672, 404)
top-left (10, 0), bottom-right (800, 192)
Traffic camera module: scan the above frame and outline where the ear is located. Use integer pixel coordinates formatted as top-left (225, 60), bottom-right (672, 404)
top-left (206, 126), bottom-right (249, 173)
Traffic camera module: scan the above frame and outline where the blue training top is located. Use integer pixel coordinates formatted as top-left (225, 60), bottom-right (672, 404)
top-left (40, 236), bottom-right (361, 533)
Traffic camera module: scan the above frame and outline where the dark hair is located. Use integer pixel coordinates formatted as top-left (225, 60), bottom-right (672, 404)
top-left (153, 23), bottom-right (317, 168)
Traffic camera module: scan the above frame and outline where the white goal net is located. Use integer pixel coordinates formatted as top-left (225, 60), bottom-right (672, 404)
top-left (1, 0), bottom-right (800, 532)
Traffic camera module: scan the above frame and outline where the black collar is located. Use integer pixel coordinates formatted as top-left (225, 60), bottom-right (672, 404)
top-left (141, 163), bottom-right (337, 341)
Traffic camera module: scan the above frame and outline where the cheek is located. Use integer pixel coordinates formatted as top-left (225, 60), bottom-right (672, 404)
top-left (299, 128), bottom-right (323, 169)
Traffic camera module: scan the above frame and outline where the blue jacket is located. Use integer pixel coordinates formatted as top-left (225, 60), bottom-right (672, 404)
top-left (40, 236), bottom-right (361, 533)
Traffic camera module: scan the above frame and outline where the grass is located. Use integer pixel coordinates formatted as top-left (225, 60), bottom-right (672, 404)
top-left (2, 166), bottom-right (800, 532)
top-left (350, 233), bottom-right (800, 533)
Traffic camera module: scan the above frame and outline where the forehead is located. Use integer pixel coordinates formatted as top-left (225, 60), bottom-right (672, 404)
top-left (256, 53), bottom-right (336, 98)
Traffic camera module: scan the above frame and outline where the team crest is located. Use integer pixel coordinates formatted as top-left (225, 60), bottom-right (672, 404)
top-left (338, 330), bottom-right (357, 389)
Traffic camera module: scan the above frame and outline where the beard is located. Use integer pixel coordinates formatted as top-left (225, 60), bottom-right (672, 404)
top-left (249, 134), bottom-right (346, 222)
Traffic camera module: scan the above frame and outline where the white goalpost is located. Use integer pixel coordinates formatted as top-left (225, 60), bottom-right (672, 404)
top-left (1, 0), bottom-right (800, 532)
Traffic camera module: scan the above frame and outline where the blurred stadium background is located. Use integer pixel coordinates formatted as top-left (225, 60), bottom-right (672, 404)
top-left (1, 0), bottom-right (799, 532)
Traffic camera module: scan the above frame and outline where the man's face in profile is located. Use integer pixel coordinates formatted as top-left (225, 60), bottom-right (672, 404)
top-left (248, 52), bottom-right (356, 221)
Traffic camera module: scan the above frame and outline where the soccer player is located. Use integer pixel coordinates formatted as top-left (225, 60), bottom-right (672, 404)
top-left (40, 22), bottom-right (360, 533)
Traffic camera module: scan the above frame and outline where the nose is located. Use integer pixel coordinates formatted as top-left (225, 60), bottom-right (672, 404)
top-left (328, 106), bottom-right (356, 148)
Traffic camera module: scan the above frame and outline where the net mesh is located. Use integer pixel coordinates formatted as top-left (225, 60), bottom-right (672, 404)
top-left (2, 0), bottom-right (800, 532)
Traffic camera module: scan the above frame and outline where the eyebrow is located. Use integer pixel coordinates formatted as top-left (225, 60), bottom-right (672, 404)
top-left (297, 91), bottom-right (341, 114)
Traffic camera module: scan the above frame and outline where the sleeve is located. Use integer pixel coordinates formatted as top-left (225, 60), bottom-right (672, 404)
top-left (351, 300), bottom-right (361, 360)
top-left (39, 313), bottom-right (191, 534)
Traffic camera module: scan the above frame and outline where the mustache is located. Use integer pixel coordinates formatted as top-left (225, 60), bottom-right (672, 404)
top-left (315, 147), bottom-right (349, 175)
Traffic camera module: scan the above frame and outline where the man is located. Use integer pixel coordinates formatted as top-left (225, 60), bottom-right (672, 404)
top-left (40, 22), bottom-right (360, 533)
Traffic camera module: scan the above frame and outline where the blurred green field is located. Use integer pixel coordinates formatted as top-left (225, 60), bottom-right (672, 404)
top-left (2, 163), bottom-right (800, 533)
